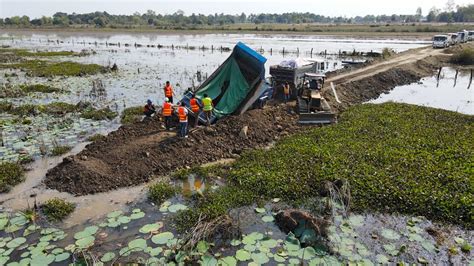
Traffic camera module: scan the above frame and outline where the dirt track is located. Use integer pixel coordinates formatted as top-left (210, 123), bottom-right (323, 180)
top-left (45, 44), bottom-right (455, 195)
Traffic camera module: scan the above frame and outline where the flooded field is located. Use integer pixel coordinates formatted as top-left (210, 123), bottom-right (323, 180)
top-left (371, 67), bottom-right (473, 115)
top-left (0, 32), bottom-right (427, 165)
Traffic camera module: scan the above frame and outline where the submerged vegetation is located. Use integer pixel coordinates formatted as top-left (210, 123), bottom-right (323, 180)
top-left (0, 60), bottom-right (108, 77)
top-left (177, 103), bottom-right (473, 229)
top-left (450, 47), bottom-right (474, 65)
top-left (0, 162), bottom-right (24, 193)
top-left (41, 198), bottom-right (76, 221)
top-left (148, 182), bottom-right (177, 205)
top-left (0, 48), bottom-right (76, 57)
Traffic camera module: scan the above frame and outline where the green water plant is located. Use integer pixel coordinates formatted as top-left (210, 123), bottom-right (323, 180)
top-left (41, 198), bottom-right (75, 221)
top-left (121, 106), bottom-right (143, 124)
top-left (148, 182), bottom-right (177, 205)
top-left (0, 60), bottom-right (108, 77)
top-left (80, 107), bottom-right (117, 121)
top-left (0, 162), bottom-right (24, 193)
top-left (51, 145), bottom-right (72, 156)
top-left (20, 84), bottom-right (61, 93)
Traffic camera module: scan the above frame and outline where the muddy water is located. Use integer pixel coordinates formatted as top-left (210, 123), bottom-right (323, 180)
top-left (371, 67), bottom-right (474, 115)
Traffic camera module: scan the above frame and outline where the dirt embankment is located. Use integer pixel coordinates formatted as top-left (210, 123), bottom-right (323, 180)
top-left (45, 106), bottom-right (302, 195)
top-left (45, 44), bottom-right (456, 195)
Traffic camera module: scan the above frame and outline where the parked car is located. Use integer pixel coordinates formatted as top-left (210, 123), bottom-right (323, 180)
top-left (449, 33), bottom-right (459, 45)
top-left (468, 31), bottom-right (474, 41)
top-left (432, 35), bottom-right (450, 48)
top-left (457, 31), bottom-right (468, 43)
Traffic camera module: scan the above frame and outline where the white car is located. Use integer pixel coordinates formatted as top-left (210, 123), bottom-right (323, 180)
top-left (468, 31), bottom-right (474, 41)
top-left (457, 31), bottom-right (468, 43)
top-left (432, 35), bottom-right (450, 48)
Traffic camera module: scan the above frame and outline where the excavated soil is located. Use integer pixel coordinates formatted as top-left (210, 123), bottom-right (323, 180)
top-left (45, 43), bottom-right (460, 195)
top-left (45, 105), bottom-right (302, 195)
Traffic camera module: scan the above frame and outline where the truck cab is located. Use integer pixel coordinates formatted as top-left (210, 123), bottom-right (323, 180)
top-left (457, 31), bottom-right (467, 43)
top-left (432, 35), bottom-right (449, 48)
top-left (467, 31), bottom-right (474, 41)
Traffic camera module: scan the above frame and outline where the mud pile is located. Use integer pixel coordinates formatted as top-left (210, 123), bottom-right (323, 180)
top-left (45, 104), bottom-right (302, 195)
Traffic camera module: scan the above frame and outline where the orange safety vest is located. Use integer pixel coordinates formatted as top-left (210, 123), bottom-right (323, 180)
top-left (164, 85), bottom-right (173, 97)
top-left (162, 102), bottom-right (172, 116)
top-left (178, 106), bottom-right (187, 122)
top-left (190, 98), bottom-right (200, 113)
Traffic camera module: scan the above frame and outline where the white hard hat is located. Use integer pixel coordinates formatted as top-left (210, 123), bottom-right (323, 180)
top-left (165, 97), bottom-right (169, 102)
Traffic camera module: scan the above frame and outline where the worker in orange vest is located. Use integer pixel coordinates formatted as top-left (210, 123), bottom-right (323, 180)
top-left (162, 97), bottom-right (173, 130)
top-left (164, 81), bottom-right (175, 103)
top-left (189, 93), bottom-right (202, 127)
top-left (177, 102), bottom-right (188, 138)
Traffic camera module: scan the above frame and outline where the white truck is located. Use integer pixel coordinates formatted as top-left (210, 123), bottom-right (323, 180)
top-left (468, 31), bottom-right (474, 41)
top-left (432, 35), bottom-right (450, 48)
top-left (457, 31), bottom-right (468, 43)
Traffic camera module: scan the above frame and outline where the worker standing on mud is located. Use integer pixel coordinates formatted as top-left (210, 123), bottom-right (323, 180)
top-left (143, 99), bottom-right (156, 117)
top-left (283, 82), bottom-right (291, 103)
top-left (162, 98), bottom-right (173, 130)
top-left (189, 93), bottom-right (202, 127)
top-left (202, 94), bottom-right (213, 126)
top-left (177, 102), bottom-right (188, 138)
top-left (164, 81), bottom-right (175, 103)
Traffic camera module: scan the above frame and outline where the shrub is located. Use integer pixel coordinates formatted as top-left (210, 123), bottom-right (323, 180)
top-left (148, 182), bottom-right (177, 205)
top-left (382, 47), bottom-right (394, 59)
top-left (0, 162), bottom-right (24, 193)
top-left (41, 198), bottom-right (75, 221)
top-left (450, 48), bottom-right (474, 65)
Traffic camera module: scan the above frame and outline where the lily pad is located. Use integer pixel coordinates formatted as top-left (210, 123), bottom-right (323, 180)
top-left (200, 254), bottom-right (217, 266)
top-left (117, 216), bottom-right (131, 224)
top-left (151, 232), bottom-right (174, 245)
top-left (128, 238), bottom-right (147, 251)
top-left (408, 233), bottom-right (424, 242)
top-left (262, 216), bottom-right (274, 223)
top-left (218, 256), bottom-right (237, 266)
top-left (376, 254), bottom-right (389, 264)
top-left (106, 210), bottom-right (123, 218)
top-left (261, 239), bottom-right (278, 249)
top-left (255, 207), bottom-right (266, 213)
top-left (130, 212), bottom-right (145, 220)
top-left (168, 204), bottom-right (188, 213)
top-left (75, 236), bottom-right (95, 249)
top-left (230, 239), bottom-right (241, 246)
top-left (30, 254), bottom-right (55, 266)
top-left (6, 237), bottom-right (26, 249)
top-left (272, 198), bottom-right (281, 203)
top-left (197, 241), bottom-right (210, 253)
top-left (381, 229), bottom-right (400, 240)
top-left (139, 222), bottom-right (163, 234)
top-left (54, 253), bottom-right (70, 262)
top-left (251, 252), bottom-right (269, 264)
top-left (235, 249), bottom-right (251, 261)
top-left (348, 215), bottom-right (364, 227)
top-left (421, 241), bottom-right (437, 253)
top-left (100, 252), bottom-right (115, 263)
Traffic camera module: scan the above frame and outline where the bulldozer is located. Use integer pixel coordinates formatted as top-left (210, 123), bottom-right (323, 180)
top-left (297, 73), bottom-right (336, 124)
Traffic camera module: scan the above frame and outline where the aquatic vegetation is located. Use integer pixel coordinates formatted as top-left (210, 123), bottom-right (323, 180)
top-left (0, 48), bottom-right (76, 57)
top-left (20, 84), bottom-right (61, 93)
top-left (450, 47), bottom-right (474, 65)
top-left (50, 145), bottom-right (72, 156)
top-left (42, 102), bottom-right (77, 115)
top-left (121, 106), bottom-right (143, 124)
top-left (80, 107), bottom-right (117, 121)
top-left (0, 101), bottom-right (13, 112)
top-left (10, 104), bottom-right (37, 116)
top-left (87, 134), bottom-right (107, 142)
top-left (177, 103), bottom-right (473, 229)
top-left (41, 198), bottom-right (75, 221)
top-left (148, 182), bottom-right (177, 205)
top-left (0, 60), bottom-right (108, 77)
top-left (0, 162), bottom-right (24, 193)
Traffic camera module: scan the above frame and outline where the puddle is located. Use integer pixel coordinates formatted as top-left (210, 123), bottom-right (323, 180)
top-left (371, 67), bottom-right (473, 115)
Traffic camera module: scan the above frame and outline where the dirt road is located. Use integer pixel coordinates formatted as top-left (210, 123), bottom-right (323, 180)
top-left (45, 44), bottom-right (456, 195)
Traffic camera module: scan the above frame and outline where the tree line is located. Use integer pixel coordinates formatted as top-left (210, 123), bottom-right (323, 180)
top-left (0, 5), bottom-right (473, 28)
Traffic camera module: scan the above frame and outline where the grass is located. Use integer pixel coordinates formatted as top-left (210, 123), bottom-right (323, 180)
top-left (121, 106), bottom-right (143, 124)
top-left (0, 162), bottom-right (24, 193)
top-left (450, 48), bottom-right (474, 65)
top-left (51, 145), bottom-right (72, 156)
top-left (80, 107), bottom-right (117, 121)
top-left (175, 103), bottom-right (473, 230)
top-left (20, 84), bottom-right (61, 93)
top-left (42, 102), bottom-right (77, 115)
top-left (0, 60), bottom-right (108, 77)
top-left (0, 101), bottom-right (13, 112)
top-left (148, 182), bottom-right (177, 205)
top-left (41, 198), bottom-right (75, 221)
top-left (87, 134), bottom-right (107, 142)
top-left (0, 48), bottom-right (76, 57)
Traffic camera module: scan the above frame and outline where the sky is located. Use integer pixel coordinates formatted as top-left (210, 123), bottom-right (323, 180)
top-left (0, 0), bottom-right (472, 19)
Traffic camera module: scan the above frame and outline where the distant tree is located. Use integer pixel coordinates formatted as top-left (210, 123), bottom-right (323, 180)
top-left (427, 7), bottom-right (440, 22)
top-left (416, 7), bottom-right (423, 21)
top-left (0, 18), bottom-right (4, 26)
top-left (446, 0), bottom-right (456, 12)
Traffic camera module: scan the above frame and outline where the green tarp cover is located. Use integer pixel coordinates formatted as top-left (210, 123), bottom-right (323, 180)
top-left (195, 57), bottom-right (250, 118)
